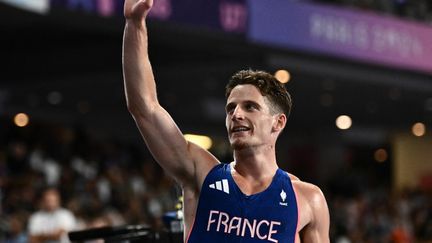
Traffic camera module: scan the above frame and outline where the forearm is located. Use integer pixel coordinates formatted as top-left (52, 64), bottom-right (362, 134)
top-left (122, 19), bottom-right (158, 116)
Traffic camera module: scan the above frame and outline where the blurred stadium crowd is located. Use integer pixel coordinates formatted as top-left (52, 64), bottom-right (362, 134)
top-left (0, 119), bottom-right (178, 242)
top-left (0, 119), bottom-right (431, 242)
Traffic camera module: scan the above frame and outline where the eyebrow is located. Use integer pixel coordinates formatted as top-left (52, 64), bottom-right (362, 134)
top-left (225, 100), bottom-right (261, 111)
top-left (244, 100), bottom-right (261, 108)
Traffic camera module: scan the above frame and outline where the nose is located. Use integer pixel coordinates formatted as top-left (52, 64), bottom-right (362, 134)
top-left (231, 105), bottom-right (244, 121)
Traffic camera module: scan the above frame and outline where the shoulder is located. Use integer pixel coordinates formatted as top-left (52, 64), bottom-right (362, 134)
top-left (291, 179), bottom-right (329, 230)
top-left (293, 180), bottom-right (328, 216)
top-left (292, 180), bottom-right (326, 203)
top-left (57, 208), bottom-right (77, 229)
top-left (29, 211), bottom-right (46, 221)
top-left (28, 211), bottom-right (46, 232)
top-left (28, 211), bottom-right (41, 224)
top-left (58, 208), bottom-right (74, 215)
top-left (284, 172), bottom-right (325, 204)
top-left (287, 172), bottom-right (300, 181)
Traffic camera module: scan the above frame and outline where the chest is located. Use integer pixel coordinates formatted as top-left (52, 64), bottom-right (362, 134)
top-left (231, 174), bottom-right (273, 196)
top-left (187, 165), bottom-right (300, 243)
top-left (200, 174), bottom-right (297, 224)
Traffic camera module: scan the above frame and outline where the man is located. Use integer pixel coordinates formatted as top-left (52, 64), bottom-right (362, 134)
top-left (28, 188), bottom-right (76, 243)
top-left (122, 0), bottom-right (330, 242)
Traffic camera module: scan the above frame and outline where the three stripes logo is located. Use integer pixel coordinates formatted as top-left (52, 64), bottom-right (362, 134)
top-left (209, 179), bottom-right (230, 194)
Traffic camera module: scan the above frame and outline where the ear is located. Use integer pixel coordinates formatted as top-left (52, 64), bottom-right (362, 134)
top-left (272, 113), bottom-right (287, 133)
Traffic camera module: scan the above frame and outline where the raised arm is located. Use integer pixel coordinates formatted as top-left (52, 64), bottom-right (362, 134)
top-left (122, 0), bottom-right (218, 186)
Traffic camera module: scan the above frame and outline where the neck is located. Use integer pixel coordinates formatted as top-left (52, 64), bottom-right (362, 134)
top-left (232, 144), bottom-right (278, 179)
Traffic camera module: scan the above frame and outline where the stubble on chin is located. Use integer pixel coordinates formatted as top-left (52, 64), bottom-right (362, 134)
top-left (230, 139), bottom-right (250, 151)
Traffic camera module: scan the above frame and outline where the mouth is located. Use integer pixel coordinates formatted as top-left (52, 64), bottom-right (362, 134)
top-left (231, 126), bottom-right (251, 133)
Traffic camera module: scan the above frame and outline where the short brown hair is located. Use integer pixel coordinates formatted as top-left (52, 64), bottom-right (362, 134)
top-left (225, 69), bottom-right (292, 118)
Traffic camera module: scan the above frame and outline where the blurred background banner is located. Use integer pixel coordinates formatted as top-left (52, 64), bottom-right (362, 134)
top-left (49, 0), bottom-right (247, 33)
top-left (249, 0), bottom-right (432, 74)
top-left (10, 0), bottom-right (431, 74)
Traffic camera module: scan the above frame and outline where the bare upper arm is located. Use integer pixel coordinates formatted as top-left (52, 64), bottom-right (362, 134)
top-left (293, 181), bottom-right (330, 243)
top-left (132, 105), bottom-right (218, 187)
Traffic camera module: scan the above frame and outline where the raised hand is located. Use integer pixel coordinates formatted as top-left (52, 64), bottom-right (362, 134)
top-left (124, 0), bottom-right (154, 21)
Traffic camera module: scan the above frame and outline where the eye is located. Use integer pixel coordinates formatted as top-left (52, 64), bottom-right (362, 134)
top-left (245, 103), bottom-right (257, 111)
top-left (225, 104), bottom-right (235, 114)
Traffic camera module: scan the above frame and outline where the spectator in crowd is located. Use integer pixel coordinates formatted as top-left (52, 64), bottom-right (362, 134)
top-left (4, 212), bottom-right (28, 243)
top-left (28, 188), bottom-right (76, 243)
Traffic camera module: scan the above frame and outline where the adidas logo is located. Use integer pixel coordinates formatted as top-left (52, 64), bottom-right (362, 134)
top-left (209, 179), bottom-right (230, 194)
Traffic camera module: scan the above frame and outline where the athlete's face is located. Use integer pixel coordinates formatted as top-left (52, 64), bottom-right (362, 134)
top-left (225, 84), bottom-right (283, 150)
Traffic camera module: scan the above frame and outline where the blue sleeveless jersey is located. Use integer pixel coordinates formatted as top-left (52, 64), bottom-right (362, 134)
top-left (187, 163), bottom-right (298, 243)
